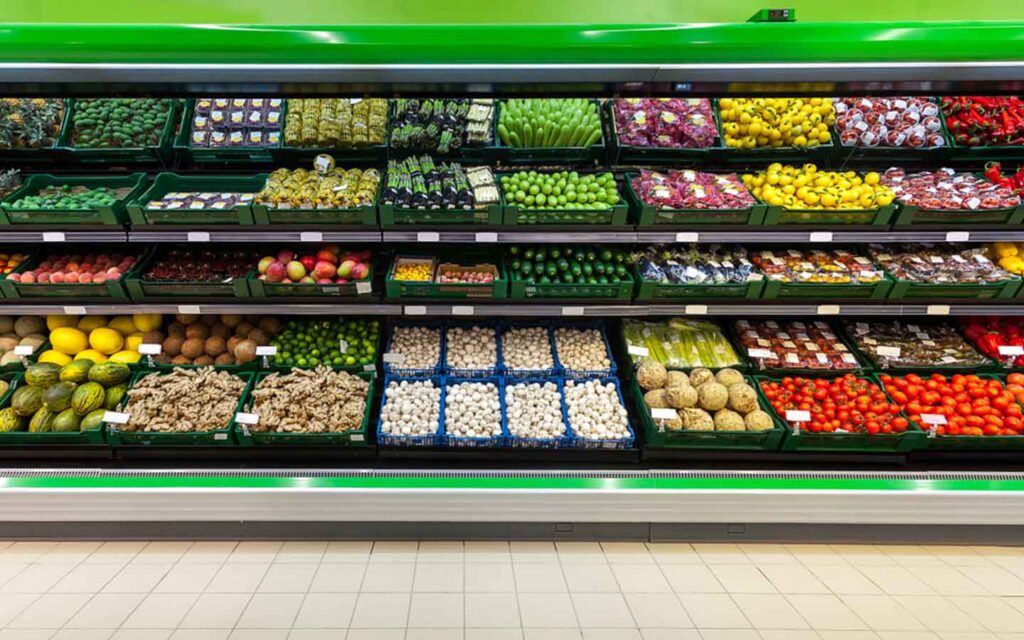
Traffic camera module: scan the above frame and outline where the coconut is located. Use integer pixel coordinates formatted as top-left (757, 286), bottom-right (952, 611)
top-left (220, 314), bottom-right (242, 328)
top-left (193, 355), bottom-right (215, 366)
top-left (209, 323), bottom-right (232, 340)
top-left (715, 368), bottom-right (745, 387)
top-left (180, 338), bottom-right (205, 360)
top-left (714, 408), bottom-right (746, 431)
top-left (166, 322), bottom-right (186, 338)
top-left (171, 355), bottom-right (191, 365)
top-left (246, 328), bottom-right (269, 346)
top-left (175, 314), bottom-right (200, 325)
top-left (235, 321), bottom-right (255, 338)
top-left (141, 330), bottom-right (164, 345)
top-left (185, 323), bottom-right (210, 341)
top-left (727, 383), bottom-right (759, 414)
top-left (745, 410), bottom-right (775, 431)
top-left (0, 317), bottom-right (14, 334)
top-left (214, 352), bottom-right (236, 366)
top-left (681, 408), bottom-right (714, 431)
top-left (689, 367), bottom-right (715, 388)
top-left (163, 336), bottom-right (185, 357)
top-left (665, 384), bottom-right (698, 409)
top-left (204, 337), bottom-right (227, 357)
top-left (644, 388), bottom-right (669, 409)
top-left (258, 317), bottom-right (282, 335)
top-left (636, 360), bottom-right (668, 391)
top-left (697, 381), bottom-right (729, 411)
top-left (234, 339), bottom-right (258, 364)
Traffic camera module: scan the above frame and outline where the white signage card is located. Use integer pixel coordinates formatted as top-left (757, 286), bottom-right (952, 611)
top-left (817, 305), bottom-right (841, 315)
top-left (809, 231), bottom-right (833, 243)
top-left (876, 346), bottom-right (902, 358)
top-left (187, 231), bottom-right (211, 242)
top-left (235, 412), bottom-right (260, 425)
top-left (255, 346), bottom-right (277, 356)
top-left (405, 305), bottom-right (427, 316)
top-left (627, 345), bottom-right (650, 357)
top-left (946, 231), bottom-right (971, 242)
top-left (102, 411), bottom-right (130, 424)
top-left (42, 231), bottom-right (65, 242)
top-left (178, 305), bottom-right (201, 315)
top-left (138, 344), bottom-right (163, 355)
top-left (475, 232), bottom-right (498, 242)
top-left (786, 410), bottom-right (811, 422)
top-left (675, 232), bottom-right (699, 243)
top-left (998, 345), bottom-right (1024, 356)
top-left (299, 231), bottom-right (323, 242)
top-left (561, 306), bottom-right (585, 316)
top-left (651, 408), bottom-right (679, 420)
top-left (63, 306), bottom-right (87, 315)
top-left (920, 413), bottom-right (948, 425)
top-left (416, 231), bottom-right (440, 242)
top-left (451, 306), bottom-right (474, 316)
top-left (355, 281), bottom-right (372, 294)
top-left (685, 304), bottom-right (708, 315)
top-left (927, 305), bottom-right (951, 316)
top-left (13, 345), bottom-right (34, 356)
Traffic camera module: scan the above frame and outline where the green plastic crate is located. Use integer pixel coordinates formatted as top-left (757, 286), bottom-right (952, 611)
top-left (632, 376), bottom-right (785, 450)
top-left (900, 373), bottom-right (1024, 450)
top-left (385, 256), bottom-right (507, 299)
top-left (0, 98), bottom-right (71, 157)
top-left (0, 248), bottom-right (140, 299)
top-left (607, 99), bottom-right (724, 164)
top-left (103, 368), bottom-right (252, 447)
top-left (713, 98), bottom-right (836, 160)
top-left (760, 275), bottom-right (893, 300)
top-left (0, 372), bottom-right (107, 445)
top-left (503, 203), bottom-right (628, 226)
top-left (124, 248), bottom-right (251, 301)
top-left (840, 322), bottom-right (998, 374)
top-left (886, 278), bottom-right (1022, 300)
top-left (274, 98), bottom-right (390, 161)
top-left (0, 173), bottom-right (148, 226)
top-left (481, 99), bottom-right (607, 164)
top-left (251, 168), bottom-right (381, 226)
top-left (0, 339), bottom-right (48, 373)
top-left (127, 173), bottom-right (261, 225)
top-left (232, 370), bottom-right (374, 446)
top-left (634, 275), bottom-right (764, 301)
top-left (378, 202), bottom-right (502, 226)
top-left (509, 278), bottom-right (634, 300)
top-left (623, 172), bottom-right (766, 226)
top-left (248, 263), bottom-right (375, 299)
top-left (762, 203), bottom-right (895, 226)
top-left (57, 98), bottom-right (180, 164)
top-left (173, 99), bottom-right (281, 164)
top-left (893, 201), bottom-right (1024, 226)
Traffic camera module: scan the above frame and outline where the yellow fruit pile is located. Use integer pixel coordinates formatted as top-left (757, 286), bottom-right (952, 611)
top-left (742, 164), bottom-right (895, 210)
top-left (719, 97), bottom-right (835, 149)
top-left (393, 262), bottom-right (432, 282)
top-left (991, 242), bottom-right (1024, 274)
top-left (38, 314), bottom-right (163, 366)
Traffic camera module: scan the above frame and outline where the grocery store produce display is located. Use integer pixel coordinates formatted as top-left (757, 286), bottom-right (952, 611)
top-left (613, 98), bottom-right (718, 149)
top-left (283, 98), bottom-right (387, 148)
top-left (622, 318), bottom-right (742, 371)
top-left (190, 97), bottom-right (282, 148)
top-left (883, 168), bottom-right (1020, 212)
top-left (0, 251), bottom-right (29, 278)
top-left (112, 367), bottom-right (247, 436)
top-left (247, 366), bottom-right (370, 434)
top-left (880, 372), bottom-right (1023, 437)
top-left (719, 97), bottom-right (834, 149)
top-left (142, 190), bottom-right (254, 212)
top-left (750, 248), bottom-right (886, 297)
top-left (0, 315), bottom-right (46, 367)
top-left (497, 98), bottom-right (601, 148)
top-left (380, 156), bottom-right (497, 211)
top-left (630, 169), bottom-right (756, 211)
top-left (508, 245), bottom-right (631, 288)
top-left (0, 98), bottom-right (65, 149)
top-left (501, 170), bottom-right (620, 210)
top-left (962, 317), bottom-right (1024, 368)
top-left (760, 374), bottom-right (909, 435)
top-left (43, 313), bottom-right (159, 366)
top-left (5, 184), bottom-right (127, 212)
top-left (637, 245), bottom-right (759, 287)
top-left (255, 165), bottom-right (380, 210)
top-left (834, 97), bottom-right (944, 148)
top-left (269, 317), bottom-right (378, 370)
top-left (845, 319), bottom-right (991, 370)
top-left (150, 314), bottom-right (280, 367)
top-left (0, 169), bottom-right (21, 198)
top-left (869, 243), bottom-right (1019, 292)
top-left (138, 247), bottom-right (256, 286)
top-left (4, 249), bottom-right (139, 288)
top-left (743, 164), bottom-right (894, 210)
top-left (68, 98), bottom-right (175, 149)
top-left (254, 246), bottom-right (371, 287)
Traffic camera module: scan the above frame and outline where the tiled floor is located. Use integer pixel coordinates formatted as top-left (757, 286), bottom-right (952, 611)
top-left (0, 540), bottom-right (1022, 639)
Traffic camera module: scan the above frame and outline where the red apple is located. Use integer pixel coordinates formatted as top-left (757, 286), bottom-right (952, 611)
top-left (258, 256), bottom-right (275, 274)
top-left (351, 262), bottom-right (369, 280)
top-left (313, 261), bottom-right (337, 279)
top-left (316, 249), bottom-right (338, 265)
top-left (335, 277), bottom-right (350, 284)
top-left (266, 261), bottom-right (286, 282)
top-left (6, 273), bottom-right (19, 282)
top-left (323, 243), bottom-right (341, 256)
top-left (66, 262), bottom-right (80, 273)
top-left (277, 249), bottom-right (296, 264)
top-left (286, 260), bottom-right (306, 281)
top-left (300, 255), bottom-right (317, 272)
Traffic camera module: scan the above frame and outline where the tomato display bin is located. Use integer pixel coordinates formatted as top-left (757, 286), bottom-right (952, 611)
top-left (634, 274), bottom-right (764, 301)
top-left (173, 99), bottom-right (280, 164)
top-left (127, 173), bottom-right (261, 225)
top-left (232, 370), bottom-right (374, 447)
top-left (760, 275), bottom-right (894, 300)
top-left (902, 373), bottom-right (1024, 451)
top-left (761, 203), bottom-right (895, 226)
top-left (755, 374), bottom-right (927, 453)
top-left (607, 100), bottom-right (724, 165)
top-left (631, 376), bottom-right (786, 450)
top-left (385, 255), bottom-right (507, 299)
top-left (247, 265), bottom-right (375, 299)
top-left (0, 372), bottom-right (107, 445)
top-left (56, 98), bottom-right (181, 164)
top-left (378, 202), bottom-right (503, 226)
top-left (623, 172), bottom-right (766, 226)
top-left (103, 368), bottom-right (252, 447)
top-left (0, 173), bottom-right (148, 226)
top-left (477, 99), bottom-right (607, 165)
top-left (892, 201), bottom-right (1024, 226)
top-left (886, 278), bottom-right (1022, 299)
top-left (0, 248), bottom-right (141, 299)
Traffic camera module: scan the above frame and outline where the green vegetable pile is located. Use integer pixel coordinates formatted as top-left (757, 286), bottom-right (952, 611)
top-left (500, 170), bottom-right (620, 210)
top-left (270, 318), bottom-right (379, 368)
top-left (498, 99), bottom-right (602, 148)
top-left (508, 245), bottom-right (630, 286)
top-left (623, 318), bottom-right (742, 370)
top-left (8, 185), bottom-right (126, 210)
top-left (71, 98), bottom-right (174, 148)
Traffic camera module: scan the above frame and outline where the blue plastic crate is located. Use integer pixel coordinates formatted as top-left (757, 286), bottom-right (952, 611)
top-left (501, 377), bottom-right (577, 449)
top-left (562, 376), bottom-right (637, 450)
top-left (551, 321), bottom-right (618, 378)
top-left (443, 321), bottom-right (504, 378)
top-left (499, 320), bottom-right (561, 378)
top-left (441, 376), bottom-right (507, 448)
top-left (376, 374), bottom-right (445, 447)
top-left (382, 320), bottom-right (445, 377)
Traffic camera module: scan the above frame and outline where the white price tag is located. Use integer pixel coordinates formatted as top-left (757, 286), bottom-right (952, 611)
top-left (382, 352), bottom-right (405, 364)
top-left (322, 287), bottom-right (340, 294)
top-left (138, 343), bottom-right (162, 355)
top-left (747, 348), bottom-right (774, 359)
top-left (102, 411), bottom-right (130, 424)
top-left (187, 231), bottom-right (211, 242)
top-left (405, 305), bottom-right (427, 316)
top-left (255, 345), bottom-right (277, 356)
top-left (675, 232), bottom-right (699, 243)
top-left (809, 231), bottom-right (833, 243)
top-left (684, 304), bottom-right (708, 315)
top-left (816, 305), bottom-right (840, 315)
top-left (177, 305), bottom-right (201, 315)
top-left (786, 410), bottom-right (811, 423)
top-left (338, 339), bottom-right (349, 354)
top-left (214, 433), bottom-right (228, 441)
top-left (350, 433), bottom-right (365, 442)
top-left (876, 346), bottom-right (902, 358)
top-left (945, 231), bottom-right (971, 242)
top-left (920, 413), bottom-right (948, 425)
top-left (651, 408), bottom-right (678, 420)
top-left (475, 232), bottom-right (498, 242)
top-left (299, 231), bottom-right (323, 242)
top-left (355, 281), bottom-right (372, 294)
top-left (452, 305), bottom-right (474, 316)
top-left (416, 231), bottom-right (440, 242)
top-left (63, 306), bottom-right (87, 315)
top-left (999, 345), bottom-right (1024, 357)
top-left (927, 305), bottom-right (951, 316)
top-left (235, 412), bottom-right (260, 425)
top-left (13, 345), bottom-right (34, 356)
top-left (561, 306), bottom-right (585, 316)
top-left (363, 363), bottom-right (376, 372)
top-left (42, 231), bottom-right (65, 242)
top-left (627, 345), bottom-right (650, 357)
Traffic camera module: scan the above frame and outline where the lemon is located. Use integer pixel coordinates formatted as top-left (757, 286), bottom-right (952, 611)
top-left (109, 350), bottom-right (142, 364)
top-left (77, 316), bottom-right (109, 332)
top-left (89, 327), bottom-right (124, 355)
top-left (50, 327), bottom-right (89, 355)
top-left (74, 349), bottom-right (108, 364)
top-left (46, 315), bottom-right (78, 331)
top-left (37, 349), bottom-right (72, 366)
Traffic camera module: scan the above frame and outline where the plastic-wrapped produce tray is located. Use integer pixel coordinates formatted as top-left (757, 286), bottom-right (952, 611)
top-left (607, 100), bottom-right (725, 164)
top-left (232, 370), bottom-right (374, 447)
top-left (0, 372), bottom-right (107, 445)
top-left (251, 178), bottom-right (379, 226)
top-left (551, 321), bottom-right (617, 378)
top-left (840, 321), bottom-right (997, 374)
top-left (127, 173), bottom-right (262, 225)
top-left (0, 173), bottom-right (149, 226)
top-left (442, 321), bottom-right (503, 378)
top-left (56, 99), bottom-right (180, 164)
top-left (893, 200), bottom-right (1024, 226)
top-left (634, 275), bottom-right (764, 300)
top-left (562, 376), bottom-right (635, 450)
top-left (375, 374), bottom-right (446, 447)
top-left (173, 100), bottom-right (280, 164)
top-left (623, 172), bottom-right (766, 226)
top-left (103, 368), bottom-right (252, 447)
top-left (760, 276), bottom-right (894, 300)
top-left (274, 98), bottom-right (391, 162)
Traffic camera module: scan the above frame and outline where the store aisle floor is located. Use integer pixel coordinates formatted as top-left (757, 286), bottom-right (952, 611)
top-left (0, 540), bottom-right (1023, 639)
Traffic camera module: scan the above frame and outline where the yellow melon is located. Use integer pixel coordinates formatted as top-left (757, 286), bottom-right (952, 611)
top-left (77, 316), bottom-right (109, 332)
top-left (50, 327), bottom-right (89, 355)
top-left (88, 328), bottom-right (124, 356)
top-left (37, 349), bottom-right (73, 366)
top-left (108, 316), bottom-right (139, 336)
top-left (108, 350), bottom-right (142, 364)
top-left (132, 313), bottom-right (163, 333)
top-left (46, 315), bottom-right (78, 331)
top-left (74, 349), bottom-right (108, 364)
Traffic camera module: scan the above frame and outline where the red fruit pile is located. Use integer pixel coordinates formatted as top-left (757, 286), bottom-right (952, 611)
top-left (142, 248), bottom-right (257, 282)
top-left (834, 97), bottom-right (944, 148)
top-left (6, 251), bottom-right (137, 285)
top-left (760, 374), bottom-right (907, 435)
top-left (962, 317), bottom-right (1024, 367)
top-left (942, 96), bottom-right (1024, 147)
top-left (256, 245), bottom-right (371, 285)
top-left (880, 372), bottom-right (1024, 437)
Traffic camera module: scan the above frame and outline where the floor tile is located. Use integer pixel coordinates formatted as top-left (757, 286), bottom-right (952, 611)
top-left (600, 543), bottom-right (655, 566)
top-left (234, 593), bottom-right (304, 629)
top-left (350, 592), bottom-right (410, 628)
top-left (345, 631), bottom-right (405, 640)
top-left (52, 631), bottom-right (117, 640)
top-left (308, 563), bottom-right (365, 592)
top-left (0, 563), bottom-right (27, 588)
top-left (178, 541), bottom-right (238, 565)
top-left (465, 628), bottom-right (523, 640)
top-left (645, 543), bottom-right (702, 565)
top-left (109, 630), bottom-right (172, 640)
top-left (661, 564), bottom-right (725, 593)
top-left (692, 544), bottom-right (751, 565)
top-left (510, 542), bottom-right (558, 564)
top-left (894, 596), bottom-right (985, 632)
top-left (952, 597), bottom-right (1024, 633)
top-left (860, 566), bottom-right (938, 595)
top-left (809, 564), bottom-right (883, 595)
top-left (923, 548), bottom-right (992, 568)
top-left (760, 564), bottom-right (830, 594)
top-left (570, 592), bottom-right (635, 628)
top-left (709, 565), bottom-right (777, 594)
top-left (463, 541), bottom-right (510, 564)
top-left (8, 593), bottom-right (91, 628)
top-left (937, 634), bottom-right (1000, 640)
top-left (517, 592), bottom-right (578, 628)
top-left (581, 629), bottom-right (642, 640)
top-left (50, 564), bottom-right (122, 594)
top-left (465, 562), bottom-right (516, 592)
top-left (285, 631), bottom-right (346, 640)
top-left (840, 595), bottom-right (925, 631)
top-left (413, 562), bottom-right (464, 592)
top-left (121, 593), bottom-right (199, 629)
top-left (0, 563), bottom-right (74, 593)
top-left (732, 593), bottom-right (809, 629)
top-left (170, 631), bottom-right (232, 640)
top-left (873, 633), bottom-right (940, 640)
top-left (464, 592), bottom-right (521, 628)
top-left (639, 629), bottom-right (701, 640)
top-left (257, 564), bottom-right (317, 594)
top-left (676, 593), bottom-right (749, 628)
top-left (417, 541), bottom-right (465, 564)
top-left (0, 593), bottom-right (41, 627)
top-left (227, 632), bottom-right (289, 640)
top-left (788, 545), bottom-right (852, 566)
top-left (132, 541), bottom-right (193, 564)
top-left (759, 631), bottom-right (823, 640)
top-left (360, 562), bottom-right (415, 592)
top-left (831, 546), bottom-right (898, 568)
top-left (0, 541), bottom-right (59, 564)
top-left (226, 542), bottom-right (283, 565)
top-left (611, 563), bottom-right (671, 593)
top-left (817, 632), bottom-right (882, 640)
top-left (556, 542), bottom-right (606, 564)
top-left (292, 593), bottom-right (357, 628)
top-left (787, 594), bottom-right (866, 630)
top-left (154, 563), bottom-right (221, 593)
top-left (178, 593), bottom-right (252, 629)
top-left (408, 593), bottom-right (464, 628)
top-left (40, 541), bottom-right (103, 565)
top-left (82, 541), bottom-right (146, 565)
top-left (65, 592), bottom-right (145, 629)
top-left (405, 629), bottom-right (463, 640)
top-left (206, 564), bottom-right (270, 594)
top-left (698, 631), bottom-right (762, 640)
top-left (515, 563), bottom-right (568, 593)
top-left (957, 567), bottom-right (1024, 596)
top-left (370, 541), bottom-right (418, 563)
top-left (562, 563), bottom-right (620, 593)
top-left (0, 631), bottom-right (65, 640)
top-left (737, 544), bottom-right (800, 565)
top-left (879, 547), bottom-right (945, 568)
top-left (908, 567), bottom-right (988, 596)
top-left (321, 541), bottom-right (372, 563)
top-left (102, 563), bottom-right (173, 593)
top-left (521, 631), bottom-right (583, 640)
top-left (624, 592), bottom-right (692, 628)
top-left (274, 542), bottom-right (327, 564)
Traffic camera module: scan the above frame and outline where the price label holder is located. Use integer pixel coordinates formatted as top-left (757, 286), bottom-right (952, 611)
top-left (920, 412), bottom-right (947, 438)
top-left (300, 231), bottom-right (323, 243)
top-left (927, 305), bottom-right (951, 316)
top-left (63, 306), bottom-right (87, 316)
top-left (139, 343), bottom-right (162, 367)
top-left (255, 345), bottom-right (277, 368)
top-left (178, 305), bottom-right (201, 315)
top-left (42, 231), bottom-right (65, 242)
top-left (355, 281), bottom-right (372, 294)
top-left (809, 231), bottom-right (833, 243)
top-left (650, 407), bottom-right (679, 430)
top-left (452, 306), bottom-right (474, 316)
top-left (561, 306), bottom-right (585, 316)
top-left (382, 352), bottom-right (405, 365)
top-left (416, 231), bottom-right (440, 242)
top-left (747, 348), bottom-right (774, 359)
top-left (627, 345), bottom-right (650, 357)
top-left (685, 304), bottom-right (708, 316)
top-left (350, 433), bottom-right (365, 442)
top-left (234, 411), bottom-right (259, 436)
top-left (102, 411), bottom-right (130, 425)
top-left (785, 410), bottom-right (811, 436)
top-left (998, 344), bottom-right (1024, 367)
top-left (405, 305), bottom-right (427, 316)
top-left (816, 305), bottom-right (840, 315)
top-left (876, 345), bottom-right (902, 358)
top-left (13, 344), bottom-right (33, 366)
top-left (363, 363), bottom-right (376, 373)
top-left (475, 232), bottom-right (498, 243)
top-left (946, 231), bottom-right (971, 242)
top-left (675, 232), bottom-right (699, 243)
top-left (187, 231), bottom-right (211, 243)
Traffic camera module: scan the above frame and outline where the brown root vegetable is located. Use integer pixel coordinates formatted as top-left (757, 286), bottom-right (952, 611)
top-left (258, 317), bottom-right (282, 335)
top-left (142, 330), bottom-right (164, 345)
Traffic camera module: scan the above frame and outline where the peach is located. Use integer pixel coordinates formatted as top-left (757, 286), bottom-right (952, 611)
top-left (50, 272), bottom-right (64, 284)
top-left (37, 273), bottom-right (49, 283)
top-left (78, 273), bottom-right (93, 284)
top-left (63, 273), bottom-right (78, 283)
top-left (93, 274), bottom-right (107, 284)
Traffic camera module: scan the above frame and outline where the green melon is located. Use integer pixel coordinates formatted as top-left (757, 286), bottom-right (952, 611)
top-left (104, 383), bottom-right (128, 411)
top-left (28, 407), bottom-right (55, 432)
top-left (51, 408), bottom-right (81, 433)
top-left (43, 382), bottom-right (77, 413)
top-left (0, 407), bottom-right (25, 433)
top-left (71, 382), bottom-right (105, 416)
top-left (80, 409), bottom-right (106, 432)
top-left (24, 363), bottom-right (60, 388)
top-left (87, 362), bottom-right (130, 387)
top-left (58, 360), bottom-right (93, 384)
top-left (11, 385), bottom-right (44, 417)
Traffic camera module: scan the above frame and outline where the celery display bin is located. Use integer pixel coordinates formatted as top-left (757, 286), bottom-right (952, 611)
top-left (483, 99), bottom-right (607, 164)
top-left (124, 250), bottom-right (251, 302)
top-left (760, 274), bottom-right (894, 299)
top-left (248, 266), bottom-right (375, 299)
top-left (0, 249), bottom-right (141, 300)
top-left (634, 273), bottom-right (764, 301)
top-left (632, 376), bottom-right (786, 451)
top-left (892, 201), bottom-right (1024, 226)
top-left (762, 203), bottom-right (895, 226)
top-left (103, 368), bottom-right (252, 447)
top-left (0, 173), bottom-right (148, 225)
top-left (607, 99), bottom-right (724, 164)
top-left (386, 256), bottom-right (507, 299)
top-left (173, 99), bottom-right (281, 164)
top-left (56, 98), bottom-right (180, 164)
top-left (127, 173), bottom-right (261, 225)
top-left (755, 375), bottom-right (927, 453)
top-left (0, 372), bottom-right (107, 445)
top-left (232, 370), bottom-right (374, 447)
top-left (624, 172), bottom-right (766, 226)
top-left (886, 278), bottom-right (1022, 300)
